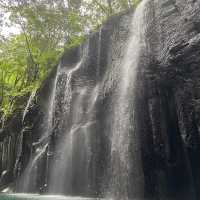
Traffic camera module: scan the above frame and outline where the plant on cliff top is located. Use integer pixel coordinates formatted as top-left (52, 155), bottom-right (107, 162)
top-left (0, 0), bottom-right (141, 127)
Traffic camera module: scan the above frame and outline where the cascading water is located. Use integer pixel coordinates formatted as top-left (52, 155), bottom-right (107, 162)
top-left (108, 0), bottom-right (148, 198)
top-left (18, 144), bottom-right (48, 192)
top-left (17, 66), bottom-right (59, 192)
top-left (22, 91), bottom-right (36, 123)
top-left (48, 59), bottom-right (99, 195)
top-left (47, 61), bottom-right (79, 193)
top-left (12, 0), bottom-right (150, 198)
top-left (2, 0), bottom-right (200, 199)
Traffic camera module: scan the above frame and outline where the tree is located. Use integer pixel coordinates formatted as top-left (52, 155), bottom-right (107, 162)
top-left (0, 0), bottom-right (141, 126)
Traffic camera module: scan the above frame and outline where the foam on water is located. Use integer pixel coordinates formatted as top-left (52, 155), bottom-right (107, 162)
top-left (0, 193), bottom-right (110, 200)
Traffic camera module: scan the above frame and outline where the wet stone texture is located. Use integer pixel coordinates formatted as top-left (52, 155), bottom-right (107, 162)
top-left (1, 0), bottom-right (200, 200)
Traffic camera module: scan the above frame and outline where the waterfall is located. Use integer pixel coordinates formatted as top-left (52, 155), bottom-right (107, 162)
top-left (2, 0), bottom-right (200, 198)
top-left (48, 81), bottom-right (99, 194)
top-left (48, 60), bottom-right (99, 195)
top-left (108, 0), bottom-right (148, 198)
top-left (22, 91), bottom-right (36, 123)
top-left (15, 0), bottom-right (150, 198)
top-left (18, 144), bottom-right (48, 192)
top-left (17, 66), bottom-right (59, 193)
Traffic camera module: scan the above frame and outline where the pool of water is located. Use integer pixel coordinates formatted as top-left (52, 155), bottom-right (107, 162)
top-left (0, 194), bottom-right (104, 200)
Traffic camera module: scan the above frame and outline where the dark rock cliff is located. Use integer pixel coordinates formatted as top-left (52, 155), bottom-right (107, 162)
top-left (147, 0), bottom-right (200, 199)
top-left (1, 0), bottom-right (200, 199)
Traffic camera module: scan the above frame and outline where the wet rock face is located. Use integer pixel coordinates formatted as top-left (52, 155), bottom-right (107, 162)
top-left (145, 0), bottom-right (200, 199)
top-left (0, 112), bottom-right (23, 190)
top-left (1, 0), bottom-right (200, 199)
top-left (0, 11), bottom-right (133, 195)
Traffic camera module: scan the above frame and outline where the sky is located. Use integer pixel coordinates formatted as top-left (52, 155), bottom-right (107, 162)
top-left (1, 12), bottom-right (21, 37)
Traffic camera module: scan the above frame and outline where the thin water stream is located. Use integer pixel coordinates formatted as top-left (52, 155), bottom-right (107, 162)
top-left (108, 0), bottom-right (148, 198)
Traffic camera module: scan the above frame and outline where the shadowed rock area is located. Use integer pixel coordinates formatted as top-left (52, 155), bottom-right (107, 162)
top-left (1, 0), bottom-right (200, 199)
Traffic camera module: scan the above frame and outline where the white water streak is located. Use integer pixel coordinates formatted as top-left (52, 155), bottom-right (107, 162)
top-left (109, 0), bottom-right (149, 198)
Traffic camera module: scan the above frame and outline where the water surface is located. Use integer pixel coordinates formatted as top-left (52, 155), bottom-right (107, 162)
top-left (0, 194), bottom-right (103, 200)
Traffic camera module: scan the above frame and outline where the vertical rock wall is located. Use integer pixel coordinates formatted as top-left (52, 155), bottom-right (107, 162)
top-left (1, 0), bottom-right (200, 199)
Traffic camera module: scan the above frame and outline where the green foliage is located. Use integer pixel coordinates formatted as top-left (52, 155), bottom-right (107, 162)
top-left (0, 0), bottom-right (141, 126)
top-left (0, 34), bottom-right (61, 123)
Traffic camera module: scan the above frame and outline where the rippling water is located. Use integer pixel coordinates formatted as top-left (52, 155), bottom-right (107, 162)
top-left (0, 194), bottom-right (105, 200)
